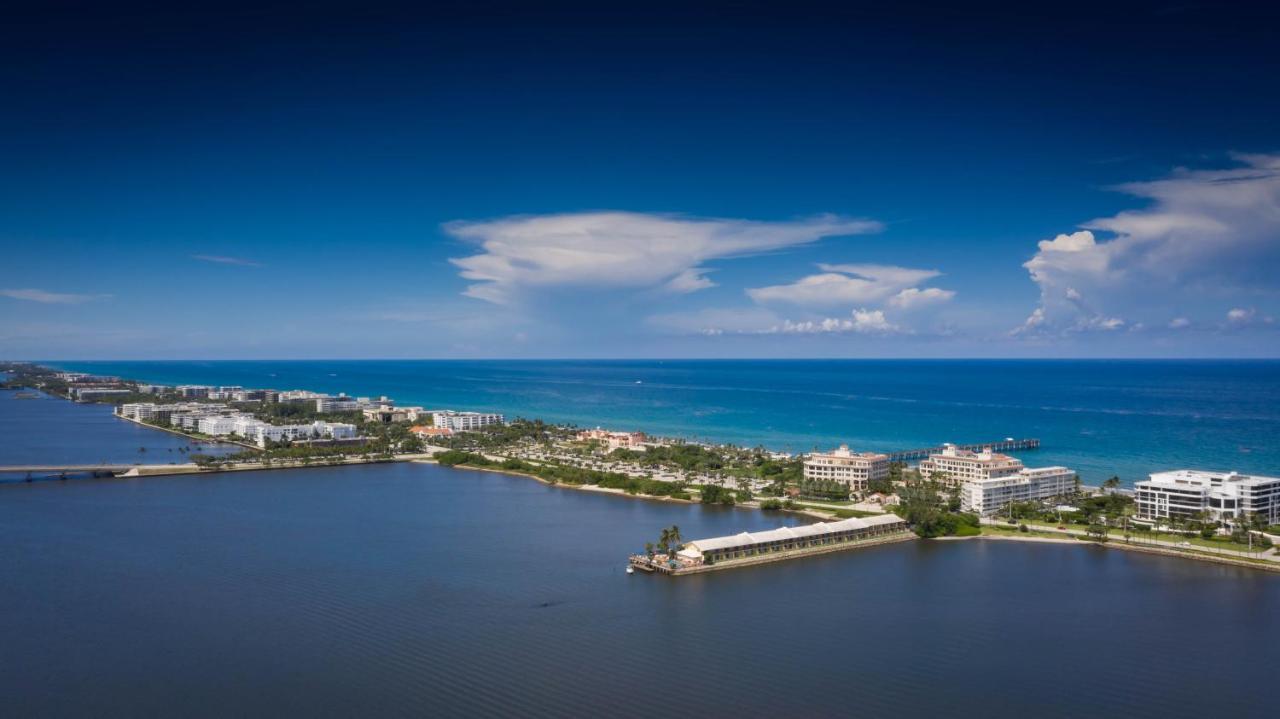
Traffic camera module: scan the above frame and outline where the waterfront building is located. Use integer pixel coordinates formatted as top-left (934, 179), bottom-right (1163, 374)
top-left (681, 515), bottom-right (907, 564)
top-left (430, 410), bottom-right (504, 432)
top-left (577, 427), bottom-right (648, 450)
top-left (918, 444), bottom-right (1024, 486)
top-left (960, 466), bottom-right (1076, 515)
top-left (68, 387), bottom-right (133, 401)
top-left (1134, 470), bottom-right (1280, 527)
top-left (177, 385), bottom-right (211, 398)
top-left (803, 445), bottom-right (890, 491)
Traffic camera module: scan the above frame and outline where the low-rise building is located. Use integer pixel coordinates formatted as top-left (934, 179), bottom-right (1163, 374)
top-left (960, 466), bottom-right (1077, 516)
top-left (316, 397), bottom-right (361, 413)
top-left (803, 445), bottom-right (890, 491)
top-left (68, 387), bottom-right (133, 401)
top-left (682, 515), bottom-right (907, 564)
top-left (363, 405), bottom-right (410, 423)
top-left (411, 425), bottom-right (454, 440)
top-left (1134, 470), bottom-right (1280, 527)
top-left (577, 427), bottom-right (648, 450)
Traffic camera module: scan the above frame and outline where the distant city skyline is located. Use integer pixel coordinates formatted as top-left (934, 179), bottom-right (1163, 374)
top-left (2, 2), bottom-right (1278, 359)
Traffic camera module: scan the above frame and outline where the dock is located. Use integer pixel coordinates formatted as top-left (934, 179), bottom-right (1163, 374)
top-left (887, 437), bottom-right (1039, 463)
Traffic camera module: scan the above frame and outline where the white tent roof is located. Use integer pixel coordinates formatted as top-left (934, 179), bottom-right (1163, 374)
top-left (686, 515), bottom-right (902, 553)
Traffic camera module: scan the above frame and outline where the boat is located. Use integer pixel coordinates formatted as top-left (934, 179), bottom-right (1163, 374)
top-left (625, 566), bottom-right (634, 574)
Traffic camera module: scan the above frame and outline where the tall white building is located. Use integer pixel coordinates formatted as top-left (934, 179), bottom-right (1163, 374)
top-left (960, 466), bottom-right (1076, 516)
top-left (803, 445), bottom-right (890, 491)
top-left (431, 410), bottom-right (504, 432)
top-left (1134, 470), bottom-right (1280, 527)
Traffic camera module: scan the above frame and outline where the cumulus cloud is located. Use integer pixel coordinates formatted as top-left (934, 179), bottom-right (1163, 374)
top-left (444, 211), bottom-right (881, 304)
top-left (0, 288), bottom-right (112, 304)
top-left (747, 263), bottom-right (948, 308)
top-left (648, 307), bottom-right (902, 336)
top-left (765, 309), bottom-right (899, 334)
top-left (887, 287), bottom-right (956, 309)
top-left (1017, 153), bottom-right (1280, 336)
top-left (193, 254), bottom-right (262, 267)
top-left (1225, 307), bottom-right (1274, 327)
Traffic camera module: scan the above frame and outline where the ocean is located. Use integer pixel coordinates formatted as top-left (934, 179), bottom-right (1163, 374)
top-left (48, 359), bottom-right (1280, 484)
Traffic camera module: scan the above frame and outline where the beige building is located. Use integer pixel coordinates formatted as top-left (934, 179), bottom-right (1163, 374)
top-left (918, 444), bottom-right (1023, 486)
top-left (960, 466), bottom-right (1076, 516)
top-left (803, 445), bottom-right (890, 491)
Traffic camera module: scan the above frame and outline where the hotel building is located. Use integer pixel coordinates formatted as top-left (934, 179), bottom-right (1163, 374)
top-left (1134, 470), bottom-right (1280, 527)
top-left (917, 444), bottom-right (1024, 486)
top-left (803, 445), bottom-right (890, 491)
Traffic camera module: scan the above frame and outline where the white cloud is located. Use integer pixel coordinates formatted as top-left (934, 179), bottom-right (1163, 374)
top-left (888, 287), bottom-right (956, 309)
top-left (193, 254), bottom-right (261, 267)
top-left (766, 309), bottom-right (899, 334)
top-left (1017, 154), bottom-right (1280, 336)
top-left (0, 288), bottom-right (112, 304)
top-left (649, 307), bottom-right (902, 336)
top-left (1168, 317), bottom-right (1191, 329)
top-left (444, 211), bottom-right (881, 304)
top-left (748, 263), bottom-right (947, 308)
top-left (1227, 307), bottom-right (1254, 324)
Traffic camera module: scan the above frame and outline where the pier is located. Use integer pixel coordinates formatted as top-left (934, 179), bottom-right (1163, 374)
top-left (887, 437), bottom-right (1039, 463)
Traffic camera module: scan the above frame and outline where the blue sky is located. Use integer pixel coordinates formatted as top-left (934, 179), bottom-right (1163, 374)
top-left (2, 1), bottom-right (1278, 359)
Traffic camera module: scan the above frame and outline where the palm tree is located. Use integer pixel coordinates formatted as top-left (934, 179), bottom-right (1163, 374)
top-left (1103, 476), bottom-right (1121, 490)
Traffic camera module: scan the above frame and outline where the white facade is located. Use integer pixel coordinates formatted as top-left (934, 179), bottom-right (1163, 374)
top-left (961, 466), bottom-right (1076, 515)
top-left (1135, 470), bottom-right (1280, 527)
top-left (918, 444), bottom-right (1024, 486)
top-left (803, 445), bottom-right (890, 491)
top-left (316, 397), bottom-right (361, 413)
top-left (431, 410), bottom-right (504, 432)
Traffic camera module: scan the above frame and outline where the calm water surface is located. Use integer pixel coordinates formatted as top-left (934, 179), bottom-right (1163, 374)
top-left (51, 359), bottom-right (1280, 484)
top-left (1, 462), bottom-right (1277, 718)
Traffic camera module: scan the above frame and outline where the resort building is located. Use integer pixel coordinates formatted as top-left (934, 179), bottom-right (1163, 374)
top-left (363, 405), bottom-right (411, 423)
top-left (918, 444), bottom-right (1024, 486)
top-left (577, 427), bottom-right (648, 450)
top-left (1134, 470), bottom-right (1280, 527)
top-left (681, 515), bottom-right (907, 565)
top-left (960, 466), bottom-right (1077, 515)
top-left (803, 445), bottom-right (890, 491)
top-left (177, 385), bottom-right (212, 398)
top-left (431, 410), bottom-right (505, 432)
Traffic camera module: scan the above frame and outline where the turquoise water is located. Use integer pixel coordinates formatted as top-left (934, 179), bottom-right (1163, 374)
top-left (49, 360), bottom-right (1280, 485)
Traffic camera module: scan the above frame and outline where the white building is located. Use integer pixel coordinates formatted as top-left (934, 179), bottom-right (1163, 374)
top-left (430, 410), bottom-right (505, 432)
top-left (960, 466), bottom-right (1077, 516)
top-left (316, 397), bottom-right (361, 413)
top-left (1134, 470), bottom-right (1280, 527)
top-left (803, 445), bottom-right (890, 491)
top-left (918, 444), bottom-right (1024, 486)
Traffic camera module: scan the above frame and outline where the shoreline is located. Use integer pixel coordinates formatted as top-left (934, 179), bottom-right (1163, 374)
top-left (940, 533), bottom-right (1280, 574)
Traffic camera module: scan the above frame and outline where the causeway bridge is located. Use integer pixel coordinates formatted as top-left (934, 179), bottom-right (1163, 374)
top-left (0, 464), bottom-right (140, 478)
top-left (887, 438), bottom-right (1039, 463)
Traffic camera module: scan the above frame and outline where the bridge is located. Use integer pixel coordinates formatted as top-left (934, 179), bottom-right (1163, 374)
top-left (0, 464), bottom-right (140, 478)
top-left (887, 438), bottom-right (1039, 463)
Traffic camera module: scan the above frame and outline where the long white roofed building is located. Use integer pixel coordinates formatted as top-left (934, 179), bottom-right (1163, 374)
top-left (682, 514), bottom-right (907, 564)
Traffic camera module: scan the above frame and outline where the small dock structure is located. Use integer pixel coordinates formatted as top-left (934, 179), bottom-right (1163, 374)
top-left (888, 437), bottom-right (1039, 463)
top-left (630, 514), bottom-right (911, 576)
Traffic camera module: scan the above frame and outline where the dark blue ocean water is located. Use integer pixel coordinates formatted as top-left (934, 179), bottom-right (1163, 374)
top-left (50, 360), bottom-right (1280, 484)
